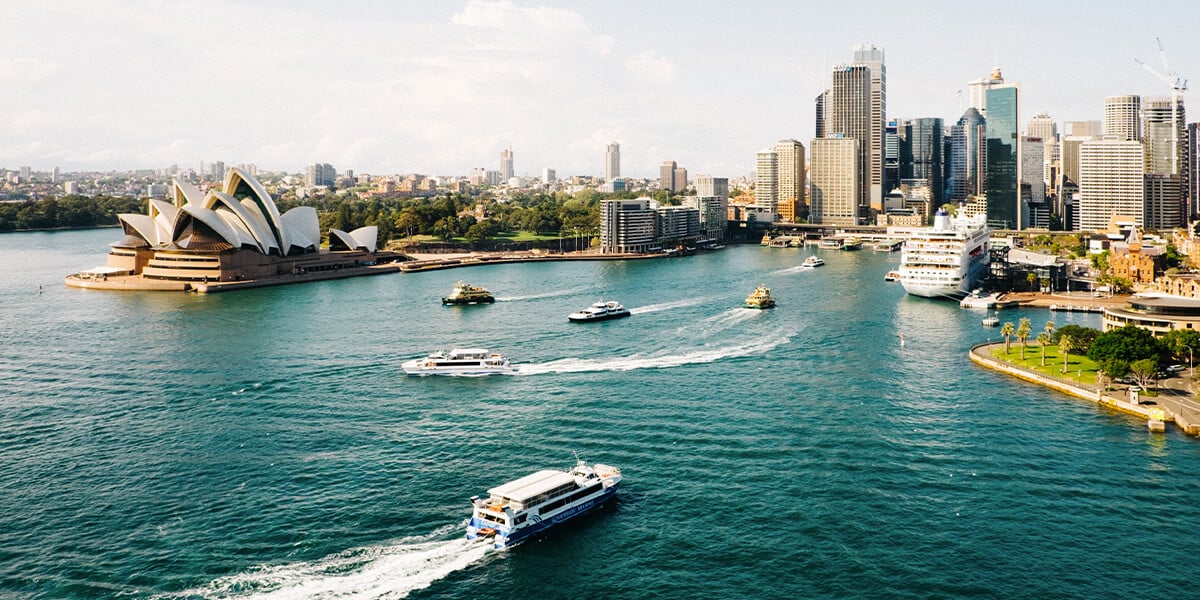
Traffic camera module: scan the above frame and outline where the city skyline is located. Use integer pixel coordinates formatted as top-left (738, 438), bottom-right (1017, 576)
top-left (2, 0), bottom-right (1197, 178)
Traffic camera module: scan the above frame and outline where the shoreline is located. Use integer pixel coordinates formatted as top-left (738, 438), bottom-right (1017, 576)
top-left (969, 342), bottom-right (1200, 437)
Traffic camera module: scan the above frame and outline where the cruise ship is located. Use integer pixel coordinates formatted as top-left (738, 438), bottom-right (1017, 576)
top-left (893, 210), bottom-right (991, 299)
top-left (466, 458), bottom-right (622, 549)
top-left (401, 348), bottom-right (515, 376)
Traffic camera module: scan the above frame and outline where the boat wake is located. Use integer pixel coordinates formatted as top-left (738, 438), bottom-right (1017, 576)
top-left (171, 526), bottom-right (490, 600)
top-left (517, 335), bottom-right (788, 375)
top-left (629, 297), bottom-right (705, 315)
top-left (771, 264), bottom-right (815, 276)
top-left (680, 307), bottom-right (762, 337)
top-left (496, 287), bottom-right (586, 302)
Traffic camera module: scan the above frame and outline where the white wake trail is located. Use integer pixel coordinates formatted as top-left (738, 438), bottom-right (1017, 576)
top-left (680, 307), bottom-right (763, 337)
top-left (174, 527), bottom-right (490, 600)
top-left (517, 334), bottom-right (789, 375)
top-left (629, 297), bottom-right (705, 315)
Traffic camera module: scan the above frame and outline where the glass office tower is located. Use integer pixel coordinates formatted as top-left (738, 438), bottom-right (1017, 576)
top-left (984, 86), bottom-right (1020, 229)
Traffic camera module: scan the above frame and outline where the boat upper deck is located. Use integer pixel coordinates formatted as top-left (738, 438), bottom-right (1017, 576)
top-left (488, 469), bottom-right (577, 505)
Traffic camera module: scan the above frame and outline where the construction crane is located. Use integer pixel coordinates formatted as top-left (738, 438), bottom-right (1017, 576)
top-left (1134, 37), bottom-right (1188, 175)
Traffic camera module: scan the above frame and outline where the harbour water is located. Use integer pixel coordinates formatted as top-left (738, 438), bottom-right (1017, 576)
top-left (3, 228), bottom-right (1200, 598)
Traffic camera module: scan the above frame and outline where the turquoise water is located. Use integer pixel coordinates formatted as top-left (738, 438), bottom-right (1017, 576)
top-left (3, 229), bottom-right (1200, 598)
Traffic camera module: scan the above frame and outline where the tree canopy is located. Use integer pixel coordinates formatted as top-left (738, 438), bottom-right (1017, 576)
top-left (1053, 325), bottom-right (1101, 354)
top-left (1087, 325), bottom-right (1165, 365)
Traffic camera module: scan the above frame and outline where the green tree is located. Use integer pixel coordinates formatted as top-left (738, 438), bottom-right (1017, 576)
top-left (1026, 272), bottom-right (1039, 291)
top-left (1060, 334), bottom-right (1075, 374)
top-left (1087, 325), bottom-right (1165, 365)
top-left (1001, 321), bottom-right (1015, 353)
top-left (1129, 358), bottom-right (1158, 390)
top-left (1161, 329), bottom-right (1200, 369)
top-left (1037, 332), bottom-right (1051, 367)
top-left (1052, 324), bottom-right (1100, 354)
top-left (1016, 318), bottom-right (1033, 359)
top-left (1098, 357), bottom-right (1130, 388)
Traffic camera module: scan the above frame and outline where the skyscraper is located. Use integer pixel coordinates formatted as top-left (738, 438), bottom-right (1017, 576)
top-left (967, 67), bottom-right (1004, 116)
top-left (1189, 123), bottom-right (1200, 218)
top-left (907, 117), bottom-right (944, 207)
top-left (1027, 112), bottom-right (1057, 142)
top-left (984, 83), bottom-right (1021, 229)
top-left (830, 63), bottom-right (871, 219)
top-left (694, 175), bottom-right (729, 199)
top-left (1078, 139), bottom-right (1144, 231)
top-left (1022, 136), bottom-right (1046, 209)
top-left (854, 44), bottom-right (886, 211)
top-left (1143, 97), bottom-right (1187, 228)
top-left (755, 149), bottom-right (778, 213)
top-left (884, 119), bottom-right (901, 195)
top-left (774, 139), bottom-right (806, 222)
top-left (1105, 95), bottom-right (1142, 142)
top-left (809, 137), bottom-right (859, 226)
top-left (947, 108), bottom-right (986, 202)
top-left (660, 160), bottom-right (678, 192)
top-left (499, 148), bottom-right (514, 181)
top-left (673, 167), bottom-right (688, 193)
top-left (605, 142), bottom-right (620, 182)
top-left (814, 90), bottom-right (829, 139)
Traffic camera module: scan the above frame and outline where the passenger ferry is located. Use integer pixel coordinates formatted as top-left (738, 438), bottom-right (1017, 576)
top-left (401, 348), bottom-right (515, 376)
top-left (442, 281), bottom-right (495, 304)
top-left (892, 210), bottom-right (990, 299)
top-left (744, 285), bottom-right (776, 309)
top-left (802, 256), bottom-right (825, 268)
top-left (568, 300), bottom-right (631, 322)
top-left (466, 458), bottom-right (622, 549)
top-left (841, 237), bottom-right (864, 251)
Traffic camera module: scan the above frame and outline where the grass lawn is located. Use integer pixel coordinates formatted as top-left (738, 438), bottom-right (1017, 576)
top-left (989, 343), bottom-right (1102, 386)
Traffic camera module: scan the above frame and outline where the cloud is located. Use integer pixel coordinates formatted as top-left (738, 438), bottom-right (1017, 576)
top-left (452, 0), bottom-right (588, 32)
top-left (0, 58), bottom-right (62, 85)
top-left (624, 50), bottom-right (678, 85)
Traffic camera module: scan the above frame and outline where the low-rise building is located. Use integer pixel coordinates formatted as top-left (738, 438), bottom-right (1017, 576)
top-left (1102, 296), bottom-right (1200, 335)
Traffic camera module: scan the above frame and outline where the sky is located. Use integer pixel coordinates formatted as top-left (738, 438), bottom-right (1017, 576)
top-left (2, 0), bottom-right (1198, 179)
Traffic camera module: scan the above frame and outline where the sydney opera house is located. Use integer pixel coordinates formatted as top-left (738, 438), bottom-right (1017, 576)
top-left (66, 168), bottom-right (391, 292)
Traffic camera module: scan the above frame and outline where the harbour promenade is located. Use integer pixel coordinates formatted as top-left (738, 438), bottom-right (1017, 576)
top-left (396, 249), bottom-right (675, 272)
top-left (970, 342), bottom-right (1200, 437)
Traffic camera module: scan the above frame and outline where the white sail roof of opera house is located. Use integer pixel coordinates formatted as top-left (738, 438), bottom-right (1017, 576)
top-left (329, 226), bottom-right (378, 252)
top-left (116, 168), bottom-right (338, 257)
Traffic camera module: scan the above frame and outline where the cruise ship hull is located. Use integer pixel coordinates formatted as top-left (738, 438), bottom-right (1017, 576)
top-left (894, 211), bottom-right (990, 301)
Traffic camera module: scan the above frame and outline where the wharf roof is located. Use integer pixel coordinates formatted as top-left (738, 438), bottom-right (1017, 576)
top-left (489, 469), bottom-right (575, 502)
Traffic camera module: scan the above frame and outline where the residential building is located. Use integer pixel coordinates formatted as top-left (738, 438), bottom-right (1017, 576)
top-left (984, 83), bottom-right (1021, 229)
top-left (774, 139), bottom-right (806, 222)
top-left (809, 137), bottom-right (859, 226)
top-left (660, 160), bottom-right (678, 192)
top-left (305, 163), bottom-right (335, 187)
top-left (600, 198), bottom-right (656, 253)
top-left (755, 148), bottom-right (778, 214)
top-left (542, 168), bottom-right (556, 184)
top-left (674, 167), bottom-right (688, 193)
top-left (605, 142), bottom-right (620, 182)
top-left (1077, 138), bottom-right (1144, 231)
top-left (655, 205), bottom-right (701, 245)
top-left (500, 148), bottom-right (514, 181)
top-left (682, 195), bottom-right (728, 242)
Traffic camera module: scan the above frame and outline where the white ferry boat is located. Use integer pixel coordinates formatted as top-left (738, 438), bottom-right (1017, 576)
top-left (892, 210), bottom-right (990, 299)
top-left (568, 300), bottom-right (631, 322)
top-left (802, 256), bottom-right (825, 268)
top-left (401, 348), bottom-right (515, 376)
top-left (466, 459), bottom-right (622, 549)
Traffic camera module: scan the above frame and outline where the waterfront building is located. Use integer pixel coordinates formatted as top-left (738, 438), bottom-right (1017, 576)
top-left (947, 108), bottom-right (986, 202)
top-left (655, 205), bottom-right (701, 245)
top-left (774, 139), bottom-right (806, 222)
top-left (755, 148), bottom-right (778, 215)
top-left (1105, 95), bottom-right (1142, 142)
top-left (681, 195), bottom-right (728, 242)
top-left (68, 168), bottom-right (378, 291)
top-left (694, 175), bottom-right (728, 199)
top-left (600, 198), bottom-right (656, 253)
top-left (984, 82), bottom-right (1021, 229)
top-left (1102, 296), bottom-right (1200, 335)
top-left (809, 137), bottom-right (859, 226)
top-left (605, 142), bottom-right (620, 182)
top-left (1077, 138), bottom-right (1144, 231)
top-left (500, 148), bottom-right (514, 181)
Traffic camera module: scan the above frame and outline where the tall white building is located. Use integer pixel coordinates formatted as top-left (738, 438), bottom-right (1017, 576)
top-left (605, 142), bottom-right (620, 182)
top-left (499, 148), bottom-right (514, 181)
top-left (809, 137), bottom-right (859, 226)
top-left (1027, 112), bottom-right (1057, 141)
top-left (1022, 136), bottom-right (1046, 206)
top-left (774, 139), bottom-right (806, 222)
top-left (542, 168), bottom-right (556, 184)
top-left (755, 149), bottom-right (778, 213)
top-left (1143, 96), bottom-right (1186, 175)
top-left (828, 44), bottom-right (885, 214)
top-left (967, 67), bottom-right (1004, 116)
top-left (1105, 95), bottom-right (1142, 142)
top-left (1077, 138), bottom-right (1145, 231)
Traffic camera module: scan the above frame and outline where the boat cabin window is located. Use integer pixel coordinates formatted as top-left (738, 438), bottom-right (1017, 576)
top-left (536, 483), bottom-right (602, 515)
top-left (478, 512), bottom-right (507, 526)
top-left (514, 514), bottom-right (527, 525)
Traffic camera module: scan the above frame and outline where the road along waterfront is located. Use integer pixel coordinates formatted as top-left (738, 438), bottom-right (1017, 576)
top-left (4, 228), bottom-right (1200, 598)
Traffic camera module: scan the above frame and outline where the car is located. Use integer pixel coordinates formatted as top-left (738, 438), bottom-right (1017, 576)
top-left (1166, 364), bottom-right (1186, 373)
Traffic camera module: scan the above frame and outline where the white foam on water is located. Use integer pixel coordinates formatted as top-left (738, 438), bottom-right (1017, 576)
top-left (496, 287), bottom-right (587, 302)
top-left (681, 307), bottom-right (762, 337)
top-left (770, 264), bottom-right (814, 276)
top-left (174, 527), bottom-right (490, 600)
top-left (629, 297), bottom-right (705, 315)
top-left (517, 334), bottom-right (789, 375)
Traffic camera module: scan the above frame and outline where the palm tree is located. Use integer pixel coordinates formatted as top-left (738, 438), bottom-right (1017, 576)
top-left (1001, 321), bottom-right (1015, 353)
top-left (1037, 332), bottom-right (1051, 366)
top-left (1060, 334), bottom-right (1075, 375)
top-left (1044, 321), bottom-right (1055, 342)
top-left (1017, 318), bottom-right (1032, 359)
